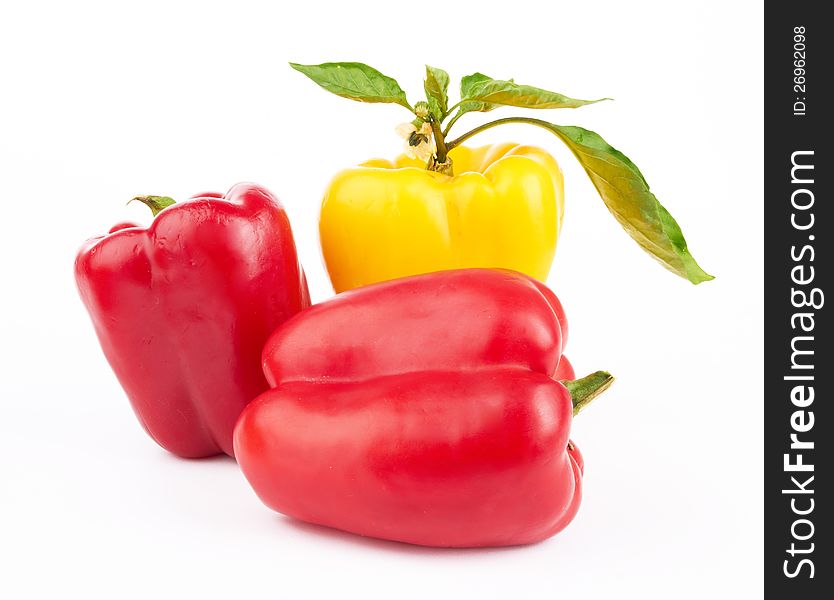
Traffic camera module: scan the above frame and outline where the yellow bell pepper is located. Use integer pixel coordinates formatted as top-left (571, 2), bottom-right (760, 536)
top-left (294, 61), bottom-right (712, 287)
top-left (320, 143), bottom-right (564, 293)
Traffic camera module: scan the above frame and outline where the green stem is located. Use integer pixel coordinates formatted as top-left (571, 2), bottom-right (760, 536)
top-left (447, 116), bottom-right (561, 151)
top-left (444, 100), bottom-right (465, 119)
top-left (560, 371), bottom-right (614, 416)
top-left (430, 118), bottom-right (449, 164)
top-left (426, 117), bottom-right (453, 175)
top-left (442, 110), bottom-right (465, 137)
top-left (128, 195), bottom-right (176, 217)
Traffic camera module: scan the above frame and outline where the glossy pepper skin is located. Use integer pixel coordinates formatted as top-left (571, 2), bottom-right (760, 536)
top-left (235, 269), bottom-right (581, 547)
top-left (75, 183), bottom-right (310, 458)
top-left (320, 143), bottom-right (564, 292)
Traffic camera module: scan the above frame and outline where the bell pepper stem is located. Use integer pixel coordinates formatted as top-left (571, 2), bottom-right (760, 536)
top-left (560, 371), bottom-right (614, 416)
top-left (129, 195), bottom-right (177, 217)
top-left (428, 117), bottom-right (453, 175)
top-left (427, 154), bottom-right (453, 176)
top-left (446, 116), bottom-right (559, 151)
top-left (442, 110), bottom-right (464, 137)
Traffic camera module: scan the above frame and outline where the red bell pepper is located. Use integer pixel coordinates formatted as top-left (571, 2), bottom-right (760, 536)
top-left (75, 183), bottom-right (310, 458)
top-left (553, 354), bottom-right (576, 380)
top-left (234, 269), bottom-right (611, 547)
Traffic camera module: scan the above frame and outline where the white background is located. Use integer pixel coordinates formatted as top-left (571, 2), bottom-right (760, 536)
top-left (0, 1), bottom-right (763, 598)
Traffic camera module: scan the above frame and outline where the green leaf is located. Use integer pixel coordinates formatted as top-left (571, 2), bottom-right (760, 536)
top-left (459, 72), bottom-right (608, 112)
top-left (289, 62), bottom-right (411, 109)
top-left (545, 123), bottom-right (713, 284)
top-left (424, 65), bottom-right (450, 119)
top-left (458, 73), bottom-right (500, 114)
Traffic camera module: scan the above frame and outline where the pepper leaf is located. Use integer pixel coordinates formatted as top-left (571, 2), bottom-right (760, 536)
top-left (459, 72), bottom-right (608, 113)
top-left (289, 62), bottom-right (412, 110)
top-left (458, 73), bottom-right (500, 114)
top-left (424, 65), bottom-right (450, 120)
top-left (543, 123), bottom-right (713, 284)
